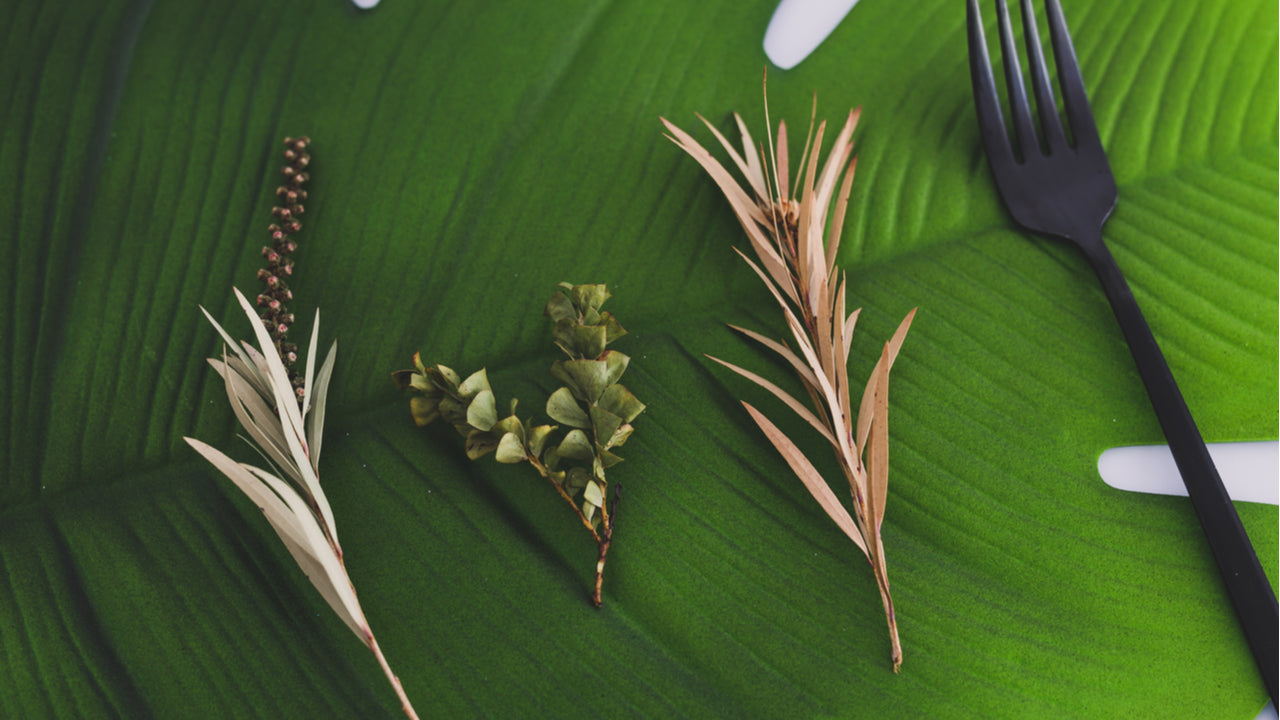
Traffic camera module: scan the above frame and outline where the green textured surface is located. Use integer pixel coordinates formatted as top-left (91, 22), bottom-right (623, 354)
top-left (2, 0), bottom-right (1276, 717)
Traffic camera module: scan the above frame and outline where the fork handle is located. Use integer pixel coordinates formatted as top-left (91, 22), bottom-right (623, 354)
top-left (1081, 235), bottom-right (1279, 705)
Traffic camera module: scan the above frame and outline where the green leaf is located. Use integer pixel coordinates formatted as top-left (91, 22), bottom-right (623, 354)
top-left (601, 350), bottom-right (630, 387)
top-left (563, 466), bottom-right (592, 496)
top-left (546, 386), bottom-right (591, 428)
top-left (464, 429), bottom-right (500, 461)
top-left (571, 284), bottom-right (611, 315)
top-left (492, 414), bottom-right (524, 439)
top-left (3, 0), bottom-right (1275, 717)
top-left (606, 424), bottom-right (633, 450)
top-left (581, 479), bottom-right (605, 523)
top-left (556, 429), bottom-right (595, 463)
top-left (494, 432), bottom-right (527, 464)
top-left (550, 358), bottom-right (610, 404)
top-left (407, 394), bottom-right (440, 427)
top-left (390, 368), bottom-right (416, 390)
top-left (465, 389), bottom-right (498, 432)
top-left (527, 424), bottom-right (558, 458)
top-left (599, 448), bottom-right (624, 469)
top-left (457, 368), bottom-right (491, 399)
top-left (407, 372), bottom-right (435, 394)
top-left (544, 290), bottom-right (577, 323)
top-left (555, 322), bottom-right (608, 359)
top-left (599, 312), bottom-right (627, 344)
top-left (437, 395), bottom-right (466, 425)
top-left (597, 384), bottom-right (645, 423)
top-left (589, 405), bottom-right (623, 449)
top-left (436, 364), bottom-right (462, 389)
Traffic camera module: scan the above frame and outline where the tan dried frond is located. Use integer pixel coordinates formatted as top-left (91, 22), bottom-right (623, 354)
top-left (664, 80), bottom-right (915, 672)
top-left (185, 287), bottom-right (419, 719)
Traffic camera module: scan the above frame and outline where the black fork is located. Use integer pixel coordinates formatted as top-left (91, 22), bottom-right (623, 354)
top-left (966, 0), bottom-right (1277, 704)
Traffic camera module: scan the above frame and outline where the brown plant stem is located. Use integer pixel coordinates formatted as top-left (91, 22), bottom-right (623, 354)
top-left (591, 485), bottom-right (620, 607)
top-left (367, 634), bottom-right (421, 720)
top-left (592, 530), bottom-right (611, 608)
top-left (874, 566), bottom-right (902, 672)
top-left (530, 456), bottom-right (615, 607)
top-left (529, 457), bottom-right (601, 541)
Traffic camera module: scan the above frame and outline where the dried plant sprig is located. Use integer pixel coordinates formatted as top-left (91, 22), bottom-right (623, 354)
top-left (256, 135), bottom-right (312, 400)
top-left (662, 83), bottom-right (916, 671)
top-left (394, 283), bottom-right (644, 607)
top-left (185, 288), bottom-right (420, 720)
top-left (184, 136), bottom-right (417, 717)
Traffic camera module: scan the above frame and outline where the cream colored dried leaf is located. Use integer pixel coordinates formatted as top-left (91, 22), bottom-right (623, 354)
top-left (185, 287), bottom-right (418, 718)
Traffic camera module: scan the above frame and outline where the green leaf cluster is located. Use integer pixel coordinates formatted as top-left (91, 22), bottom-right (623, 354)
top-left (395, 283), bottom-right (644, 546)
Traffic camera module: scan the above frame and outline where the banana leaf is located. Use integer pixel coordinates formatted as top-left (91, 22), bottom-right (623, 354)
top-left (2, 0), bottom-right (1275, 717)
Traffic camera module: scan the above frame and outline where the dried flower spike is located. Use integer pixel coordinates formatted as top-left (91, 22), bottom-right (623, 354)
top-left (663, 80), bottom-right (915, 671)
top-left (257, 136), bottom-right (311, 401)
top-left (395, 283), bottom-right (644, 607)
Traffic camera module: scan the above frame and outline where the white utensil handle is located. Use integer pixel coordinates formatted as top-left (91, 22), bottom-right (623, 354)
top-left (1099, 440), bottom-right (1279, 505)
top-left (764, 0), bottom-right (860, 69)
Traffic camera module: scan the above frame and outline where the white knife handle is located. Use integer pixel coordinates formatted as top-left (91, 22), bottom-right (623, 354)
top-left (764, 0), bottom-right (860, 70)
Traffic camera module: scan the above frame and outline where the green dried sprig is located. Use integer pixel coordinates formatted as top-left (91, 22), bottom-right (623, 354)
top-left (395, 283), bottom-right (644, 606)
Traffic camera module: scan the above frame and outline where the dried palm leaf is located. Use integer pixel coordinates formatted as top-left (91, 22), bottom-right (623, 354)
top-left (185, 287), bottom-right (419, 719)
top-left (663, 81), bottom-right (915, 671)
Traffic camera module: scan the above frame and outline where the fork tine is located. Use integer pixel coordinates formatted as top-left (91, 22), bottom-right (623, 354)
top-left (966, 0), bottom-right (1015, 169)
top-left (994, 0), bottom-right (1039, 160)
top-left (1019, 0), bottom-right (1068, 151)
top-left (1045, 0), bottom-right (1104, 153)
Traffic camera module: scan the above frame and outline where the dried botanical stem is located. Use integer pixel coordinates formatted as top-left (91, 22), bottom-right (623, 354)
top-left (395, 284), bottom-right (643, 608)
top-left (530, 450), bottom-right (614, 607)
top-left (187, 291), bottom-right (421, 718)
top-left (188, 136), bottom-right (421, 718)
top-left (530, 455), bottom-right (603, 542)
top-left (664, 78), bottom-right (915, 671)
top-left (592, 512), bottom-right (613, 608)
top-left (368, 634), bottom-right (421, 720)
top-left (592, 486), bottom-right (621, 608)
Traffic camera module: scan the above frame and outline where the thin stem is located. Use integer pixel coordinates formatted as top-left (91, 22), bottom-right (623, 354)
top-left (595, 484), bottom-right (611, 535)
top-left (367, 634), bottom-right (420, 720)
top-left (530, 455), bottom-right (614, 606)
top-left (529, 456), bottom-right (603, 543)
top-left (873, 566), bottom-right (902, 673)
top-left (592, 530), bottom-right (611, 608)
top-left (590, 485), bottom-right (621, 607)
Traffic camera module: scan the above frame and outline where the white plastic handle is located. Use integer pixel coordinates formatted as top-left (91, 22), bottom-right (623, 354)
top-left (764, 0), bottom-right (860, 70)
top-left (1098, 440), bottom-right (1279, 505)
